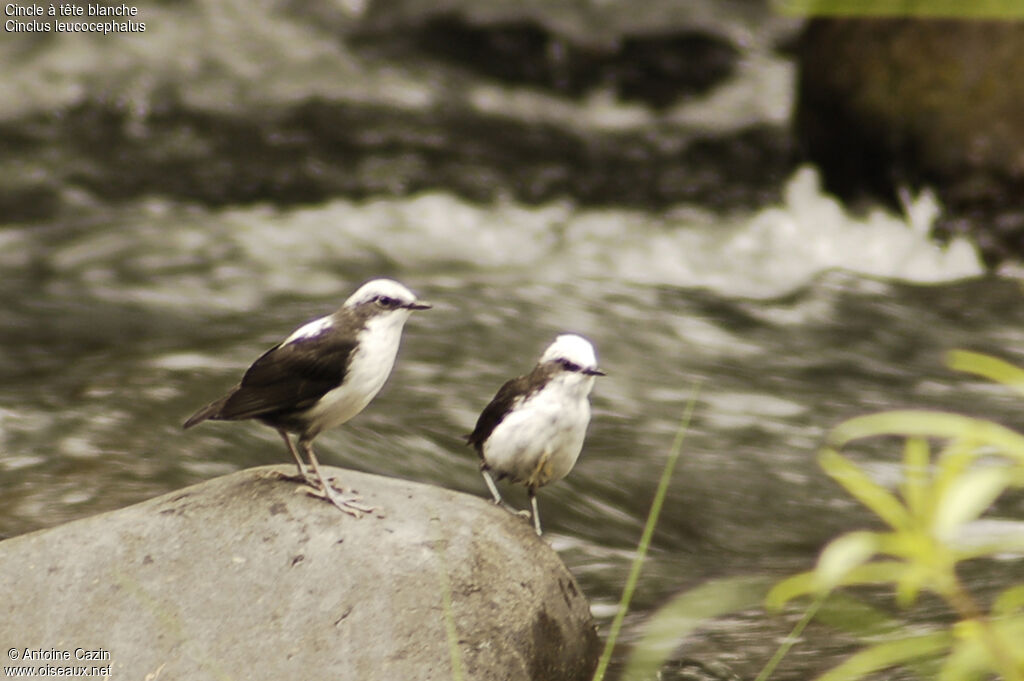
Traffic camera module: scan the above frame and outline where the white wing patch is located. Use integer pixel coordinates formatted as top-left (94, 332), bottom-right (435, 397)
top-left (282, 316), bottom-right (332, 345)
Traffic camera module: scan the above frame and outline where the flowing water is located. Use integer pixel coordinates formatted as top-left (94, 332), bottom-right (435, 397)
top-left (3, 168), bottom-right (1020, 676)
top-left (2, 1), bottom-right (1023, 678)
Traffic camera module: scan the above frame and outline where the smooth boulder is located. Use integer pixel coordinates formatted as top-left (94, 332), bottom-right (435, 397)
top-left (795, 19), bottom-right (1024, 263)
top-left (0, 466), bottom-right (599, 680)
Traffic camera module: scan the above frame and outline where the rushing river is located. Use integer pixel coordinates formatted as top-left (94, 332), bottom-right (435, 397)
top-left (3, 167), bottom-right (1020, 676)
top-left (2, 1), bottom-right (1023, 678)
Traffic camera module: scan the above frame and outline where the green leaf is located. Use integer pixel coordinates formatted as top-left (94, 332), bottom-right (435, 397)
top-left (766, 572), bottom-right (817, 611)
top-left (815, 632), bottom-right (954, 681)
top-left (815, 532), bottom-right (881, 591)
top-left (874, 529), bottom-right (930, 561)
top-left (621, 576), bottom-right (773, 681)
top-left (767, 562), bottom-right (911, 610)
top-left (894, 564), bottom-right (929, 608)
top-left (776, 0), bottom-right (1024, 19)
top-left (901, 437), bottom-right (931, 520)
top-left (937, 633), bottom-right (991, 681)
top-left (829, 411), bottom-right (1024, 464)
top-left (992, 614), bottom-right (1024, 659)
top-left (932, 467), bottom-right (1011, 538)
top-left (946, 350), bottom-right (1024, 398)
top-left (820, 449), bottom-right (910, 530)
top-left (993, 585), bottom-right (1024, 616)
top-left (814, 592), bottom-right (903, 640)
top-left (933, 440), bottom-right (980, 512)
top-left (941, 611), bottom-right (1024, 681)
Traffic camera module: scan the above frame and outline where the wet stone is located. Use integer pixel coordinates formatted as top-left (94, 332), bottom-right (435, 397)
top-left (354, 11), bottom-right (739, 109)
top-left (0, 466), bottom-right (600, 681)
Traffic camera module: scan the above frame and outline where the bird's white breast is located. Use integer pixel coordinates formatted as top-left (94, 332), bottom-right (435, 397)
top-left (300, 310), bottom-right (412, 436)
top-left (483, 373), bottom-right (594, 487)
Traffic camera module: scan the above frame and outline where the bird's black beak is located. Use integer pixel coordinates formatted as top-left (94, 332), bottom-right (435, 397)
top-left (406, 300), bottom-right (432, 310)
top-left (584, 367), bottom-right (606, 376)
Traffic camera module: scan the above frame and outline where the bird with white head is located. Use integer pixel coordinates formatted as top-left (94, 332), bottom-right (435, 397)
top-left (183, 278), bottom-right (431, 517)
top-left (466, 334), bottom-right (604, 535)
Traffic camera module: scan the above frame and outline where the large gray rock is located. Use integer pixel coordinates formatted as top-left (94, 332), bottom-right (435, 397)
top-left (795, 19), bottom-right (1024, 263)
top-left (0, 466), bottom-right (599, 680)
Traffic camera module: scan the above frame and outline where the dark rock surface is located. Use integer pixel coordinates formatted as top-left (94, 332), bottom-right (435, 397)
top-left (0, 0), bottom-right (796, 225)
top-left (353, 11), bottom-right (739, 108)
top-left (795, 19), bottom-right (1024, 264)
top-left (2, 98), bottom-right (793, 221)
top-left (0, 466), bottom-right (599, 680)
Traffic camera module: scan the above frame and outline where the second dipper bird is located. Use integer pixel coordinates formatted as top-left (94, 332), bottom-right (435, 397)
top-left (466, 334), bottom-right (604, 535)
top-left (183, 278), bottom-right (431, 517)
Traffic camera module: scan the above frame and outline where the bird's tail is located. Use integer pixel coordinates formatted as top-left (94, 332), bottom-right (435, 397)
top-left (182, 395), bottom-right (231, 429)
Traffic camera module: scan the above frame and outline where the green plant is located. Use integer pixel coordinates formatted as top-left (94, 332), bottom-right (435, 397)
top-left (619, 351), bottom-right (1024, 681)
top-left (592, 384), bottom-right (701, 681)
top-left (774, 0), bottom-right (1024, 18)
top-left (772, 349), bottom-right (1024, 680)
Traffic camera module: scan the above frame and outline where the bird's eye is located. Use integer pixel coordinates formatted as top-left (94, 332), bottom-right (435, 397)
top-left (559, 359), bottom-right (582, 372)
top-left (376, 296), bottom-right (398, 308)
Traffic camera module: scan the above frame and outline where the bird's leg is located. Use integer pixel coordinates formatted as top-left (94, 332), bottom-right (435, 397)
top-left (528, 488), bottom-right (543, 536)
top-left (481, 468), bottom-right (526, 516)
top-left (481, 468), bottom-right (504, 505)
top-left (272, 429), bottom-right (316, 485)
top-left (300, 440), bottom-right (375, 517)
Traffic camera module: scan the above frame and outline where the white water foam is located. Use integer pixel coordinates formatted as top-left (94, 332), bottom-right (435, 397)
top-left (21, 166), bottom-right (986, 311)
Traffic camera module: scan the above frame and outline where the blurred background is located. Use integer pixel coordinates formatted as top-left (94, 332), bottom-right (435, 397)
top-left (2, 0), bottom-right (1023, 678)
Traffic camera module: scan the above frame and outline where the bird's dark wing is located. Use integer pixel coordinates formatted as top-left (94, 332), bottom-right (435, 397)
top-left (466, 361), bottom-right (561, 456)
top-left (466, 362), bottom-right (563, 454)
top-left (209, 331), bottom-right (358, 421)
top-left (465, 374), bottom-right (529, 456)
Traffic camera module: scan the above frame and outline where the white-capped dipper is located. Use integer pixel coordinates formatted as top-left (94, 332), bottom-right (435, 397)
top-left (183, 278), bottom-right (430, 517)
top-left (466, 334), bottom-right (604, 535)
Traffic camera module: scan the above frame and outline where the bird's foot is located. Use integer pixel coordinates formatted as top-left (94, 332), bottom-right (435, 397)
top-left (488, 498), bottom-right (534, 524)
top-left (302, 483), bottom-right (376, 518)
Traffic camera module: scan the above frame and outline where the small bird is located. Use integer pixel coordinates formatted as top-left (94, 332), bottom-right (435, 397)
top-left (183, 278), bottom-right (431, 517)
top-left (466, 334), bottom-right (604, 535)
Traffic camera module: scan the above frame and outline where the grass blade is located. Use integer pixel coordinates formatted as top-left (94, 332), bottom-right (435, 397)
top-left (430, 523), bottom-right (464, 681)
top-left (754, 591), bottom-right (826, 681)
top-left (591, 382), bottom-right (701, 681)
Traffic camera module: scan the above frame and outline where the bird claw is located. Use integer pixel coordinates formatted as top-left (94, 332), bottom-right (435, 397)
top-left (302, 484), bottom-right (376, 518)
top-left (487, 498), bottom-right (534, 525)
top-left (488, 497), bottom-right (522, 515)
